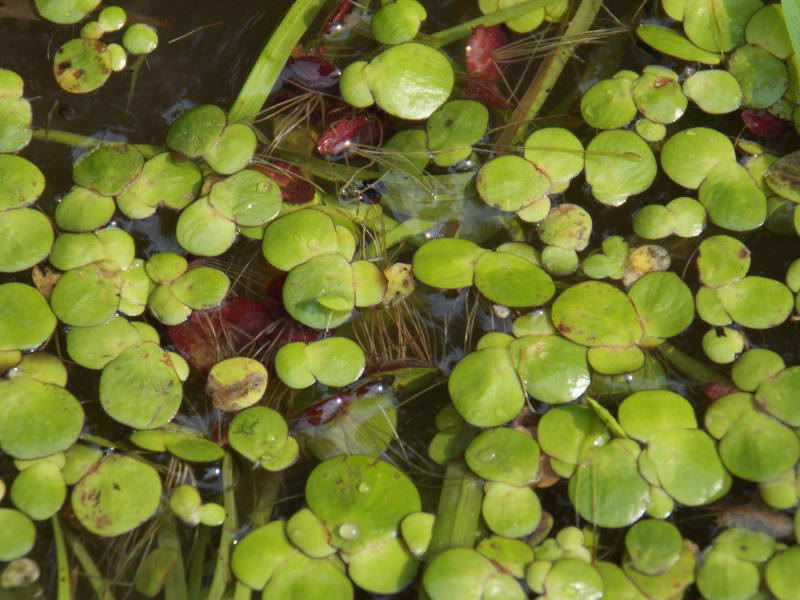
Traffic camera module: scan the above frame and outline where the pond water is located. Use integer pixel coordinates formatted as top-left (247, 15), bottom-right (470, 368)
top-left (2, 0), bottom-right (800, 599)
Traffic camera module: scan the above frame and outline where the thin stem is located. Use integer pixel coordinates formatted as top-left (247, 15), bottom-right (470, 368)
top-left (186, 526), bottom-right (210, 600)
top-left (426, 459), bottom-right (482, 559)
top-left (229, 0), bottom-right (329, 123)
top-left (657, 343), bottom-right (730, 385)
top-left (52, 515), bottom-right (71, 600)
top-left (65, 532), bottom-right (117, 600)
top-left (494, 0), bottom-right (604, 150)
top-left (423, 0), bottom-right (561, 48)
top-left (270, 148), bottom-right (381, 182)
top-left (32, 128), bottom-right (164, 158)
top-left (251, 471), bottom-right (282, 528)
top-left (207, 453), bottom-right (237, 600)
top-left (159, 516), bottom-right (189, 600)
top-left (233, 582), bottom-right (252, 600)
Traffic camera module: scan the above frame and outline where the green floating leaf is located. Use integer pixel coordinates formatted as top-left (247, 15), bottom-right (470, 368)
top-left (53, 39), bottom-right (113, 94)
top-left (584, 129), bottom-right (656, 206)
top-left (0, 154), bottom-right (45, 211)
top-left (661, 127), bottom-right (735, 190)
top-left (474, 251), bottom-right (555, 307)
top-left (0, 377), bottom-right (83, 459)
top-left (551, 281), bottom-right (643, 348)
top-left (510, 334), bottom-right (591, 403)
top-left (71, 454), bottom-right (162, 536)
top-left (476, 155), bottom-right (550, 213)
top-left (207, 357), bottom-right (268, 412)
top-left (682, 0), bottom-right (762, 52)
top-left (99, 342), bottom-right (183, 429)
top-left (0, 509), bottom-right (35, 561)
top-left (306, 454), bottom-right (421, 553)
top-left (358, 43), bottom-right (454, 120)
top-left (449, 348), bottom-right (525, 427)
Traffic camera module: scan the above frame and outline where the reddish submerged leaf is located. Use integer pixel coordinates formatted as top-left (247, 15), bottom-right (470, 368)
top-left (741, 109), bottom-right (791, 139)
top-left (462, 76), bottom-right (510, 110)
top-left (250, 161), bottom-right (315, 205)
top-left (316, 113), bottom-right (391, 157)
top-left (466, 25), bottom-right (507, 80)
top-left (286, 55), bottom-right (341, 90)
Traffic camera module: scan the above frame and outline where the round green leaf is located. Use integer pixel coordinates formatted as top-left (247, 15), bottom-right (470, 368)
top-left (53, 39), bottom-right (112, 93)
top-left (0, 154), bottom-right (45, 211)
top-left (482, 481), bottom-right (541, 538)
top-left (73, 143), bottom-right (144, 196)
top-left (176, 198), bottom-right (237, 257)
top-left (683, 69), bottom-right (742, 114)
top-left (305, 337), bottom-right (365, 387)
top-left (99, 342), bottom-right (183, 429)
top-left (727, 44), bottom-right (788, 109)
top-left (283, 253), bottom-right (355, 330)
top-left (412, 238), bottom-right (484, 289)
top-left (207, 357), bottom-right (268, 412)
top-left (568, 439), bottom-right (650, 528)
top-left (580, 78), bottom-right (637, 129)
top-left (627, 271), bottom-right (694, 340)
top-left (449, 348), bottom-right (525, 427)
top-left (476, 155), bottom-right (550, 213)
top-left (584, 130), bottom-right (656, 206)
top-left (0, 208), bottom-right (53, 273)
top-left (551, 281), bottom-right (643, 348)
top-left (0, 283), bottom-right (56, 352)
top-left (660, 126), bottom-right (735, 189)
top-left (646, 428), bottom-right (730, 506)
top-left (465, 427), bottom-right (539, 485)
top-left (510, 335), bottom-right (590, 404)
top-left (305, 455), bottom-right (421, 553)
top-left (209, 169), bottom-right (281, 226)
top-left (720, 410), bottom-right (800, 482)
top-left (362, 43), bottom-right (454, 120)
top-left (474, 251), bottom-right (555, 307)
top-left (717, 276), bottom-right (793, 329)
top-left (263, 208), bottom-right (340, 272)
top-left (0, 377), bottom-right (83, 459)
top-left (71, 454), bottom-right (162, 536)
top-left (0, 509), bottom-right (35, 561)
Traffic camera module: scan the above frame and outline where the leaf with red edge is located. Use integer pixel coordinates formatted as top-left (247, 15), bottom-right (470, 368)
top-left (466, 25), bottom-right (507, 80)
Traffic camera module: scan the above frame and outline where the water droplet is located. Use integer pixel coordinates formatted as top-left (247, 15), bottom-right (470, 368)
top-left (339, 523), bottom-right (359, 540)
top-left (478, 450), bottom-right (497, 463)
top-left (358, 482), bottom-right (370, 493)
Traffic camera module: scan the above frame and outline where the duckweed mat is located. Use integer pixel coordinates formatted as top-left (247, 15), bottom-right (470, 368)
top-left (2, 0), bottom-right (800, 598)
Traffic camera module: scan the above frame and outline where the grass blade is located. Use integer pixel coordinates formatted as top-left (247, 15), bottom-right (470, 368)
top-left (229, 0), bottom-right (328, 123)
top-left (782, 0), bottom-right (800, 57)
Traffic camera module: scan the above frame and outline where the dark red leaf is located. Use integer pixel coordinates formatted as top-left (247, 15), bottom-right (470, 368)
top-left (705, 382), bottom-right (742, 401)
top-left (316, 113), bottom-right (392, 157)
top-left (466, 25), bottom-right (507, 80)
top-left (323, 0), bottom-right (355, 35)
top-left (461, 76), bottom-right (510, 110)
top-left (741, 109), bottom-right (791, 139)
top-left (250, 161), bottom-right (315, 205)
